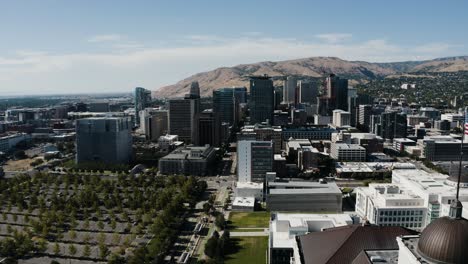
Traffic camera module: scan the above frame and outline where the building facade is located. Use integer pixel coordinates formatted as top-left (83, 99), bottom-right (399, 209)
top-left (168, 98), bottom-right (200, 143)
top-left (76, 117), bottom-right (132, 164)
top-left (237, 140), bottom-right (273, 183)
top-left (249, 75), bottom-right (274, 124)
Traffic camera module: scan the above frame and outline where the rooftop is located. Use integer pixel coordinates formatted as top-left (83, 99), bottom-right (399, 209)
top-left (298, 225), bottom-right (417, 264)
top-left (236, 181), bottom-right (263, 190)
top-left (270, 213), bottom-right (353, 249)
top-left (268, 181), bottom-right (341, 195)
top-left (333, 143), bottom-right (366, 150)
top-left (232, 196), bottom-right (255, 207)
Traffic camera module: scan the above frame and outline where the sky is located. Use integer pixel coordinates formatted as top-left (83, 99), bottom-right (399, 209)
top-left (1, 0), bottom-right (467, 95)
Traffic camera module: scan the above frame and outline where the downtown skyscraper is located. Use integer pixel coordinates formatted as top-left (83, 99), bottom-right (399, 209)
top-left (134, 87), bottom-right (152, 125)
top-left (249, 75), bottom-right (274, 125)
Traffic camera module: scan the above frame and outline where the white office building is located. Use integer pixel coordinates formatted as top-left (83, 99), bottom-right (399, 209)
top-left (268, 213), bottom-right (354, 264)
top-left (330, 143), bottom-right (366, 161)
top-left (355, 169), bottom-right (468, 230)
top-left (237, 140), bottom-right (273, 183)
top-left (332, 109), bottom-right (351, 127)
top-left (355, 183), bottom-right (427, 230)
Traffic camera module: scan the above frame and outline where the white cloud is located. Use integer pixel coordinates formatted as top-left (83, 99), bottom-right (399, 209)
top-left (87, 34), bottom-right (124, 43)
top-left (316, 33), bottom-right (353, 43)
top-left (0, 34), bottom-right (463, 95)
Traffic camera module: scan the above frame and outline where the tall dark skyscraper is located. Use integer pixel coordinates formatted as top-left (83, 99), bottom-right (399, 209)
top-left (298, 80), bottom-right (318, 105)
top-left (168, 98), bottom-right (200, 143)
top-left (274, 86), bottom-right (283, 109)
top-left (194, 109), bottom-right (221, 147)
top-left (283, 76), bottom-right (297, 104)
top-left (185, 81), bottom-right (200, 99)
top-left (318, 74), bottom-right (348, 116)
top-left (213, 88), bottom-right (236, 125)
top-left (234, 87), bottom-right (248, 104)
top-left (249, 75), bottom-right (274, 124)
top-left (134, 87), bottom-right (152, 125)
top-left (379, 111), bottom-right (407, 140)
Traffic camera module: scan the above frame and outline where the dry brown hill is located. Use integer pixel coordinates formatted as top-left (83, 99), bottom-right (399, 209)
top-left (153, 56), bottom-right (468, 98)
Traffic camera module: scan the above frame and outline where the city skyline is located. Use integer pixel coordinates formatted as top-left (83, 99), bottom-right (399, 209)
top-left (1, 0), bottom-right (468, 95)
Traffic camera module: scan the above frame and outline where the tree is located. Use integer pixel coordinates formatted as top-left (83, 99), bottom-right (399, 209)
top-left (83, 219), bottom-right (90, 229)
top-left (203, 202), bottom-right (212, 214)
top-left (108, 253), bottom-right (126, 264)
top-left (69, 230), bottom-right (77, 239)
top-left (83, 244), bottom-right (91, 257)
top-left (53, 243), bottom-right (60, 255)
top-left (204, 235), bottom-right (219, 258)
top-left (215, 214), bottom-right (225, 230)
top-left (99, 243), bottom-right (109, 259)
top-left (112, 232), bottom-right (121, 245)
top-left (98, 220), bottom-right (105, 230)
top-left (97, 233), bottom-right (107, 244)
top-left (68, 244), bottom-right (77, 256)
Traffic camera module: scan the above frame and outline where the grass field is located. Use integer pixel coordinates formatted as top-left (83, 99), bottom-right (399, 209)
top-left (228, 212), bottom-right (270, 228)
top-left (225, 236), bottom-right (268, 264)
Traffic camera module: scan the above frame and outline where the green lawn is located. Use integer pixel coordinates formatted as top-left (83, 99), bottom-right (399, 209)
top-left (225, 236), bottom-right (268, 264)
top-left (229, 212), bottom-right (270, 228)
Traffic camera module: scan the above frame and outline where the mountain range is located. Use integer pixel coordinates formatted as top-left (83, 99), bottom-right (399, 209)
top-left (153, 56), bottom-right (468, 98)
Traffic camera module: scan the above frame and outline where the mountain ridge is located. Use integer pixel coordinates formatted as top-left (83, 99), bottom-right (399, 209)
top-left (153, 56), bottom-right (468, 98)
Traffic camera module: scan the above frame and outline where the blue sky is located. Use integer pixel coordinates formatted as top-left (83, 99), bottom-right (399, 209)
top-left (1, 0), bottom-right (467, 95)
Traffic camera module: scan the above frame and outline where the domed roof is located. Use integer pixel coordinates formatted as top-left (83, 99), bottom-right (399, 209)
top-left (417, 216), bottom-right (468, 264)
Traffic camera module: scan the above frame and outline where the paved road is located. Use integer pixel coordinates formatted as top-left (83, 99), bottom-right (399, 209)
top-left (230, 231), bottom-right (269, 237)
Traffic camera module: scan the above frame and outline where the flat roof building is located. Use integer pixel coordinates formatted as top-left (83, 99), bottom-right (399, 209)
top-left (232, 197), bottom-right (255, 212)
top-left (266, 180), bottom-right (342, 212)
top-left (330, 143), bottom-right (366, 162)
top-left (158, 145), bottom-right (216, 176)
top-left (268, 213), bottom-right (354, 264)
top-left (76, 117), bottom-right (132, 164)
top-left (356, 168), bottom-right (468, 231)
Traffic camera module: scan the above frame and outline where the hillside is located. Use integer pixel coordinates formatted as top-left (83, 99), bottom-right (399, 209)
top-left (153, 56), bottom-right (468, 98)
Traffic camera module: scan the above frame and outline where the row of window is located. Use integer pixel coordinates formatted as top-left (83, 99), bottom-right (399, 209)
top-left (380, 222), bottom-right (422, 228)
top-left (379, 210), bottom-right (423, 216)
top-left (379, 216), bottom-right (423, 222)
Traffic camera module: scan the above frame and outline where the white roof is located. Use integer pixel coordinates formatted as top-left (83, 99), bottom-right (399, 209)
top-left (232, 196), bottom-right (255, 207)
top-left (270, 213), bottom-right (353, 248)
top-left (236, 181), bottom-right (263, 190)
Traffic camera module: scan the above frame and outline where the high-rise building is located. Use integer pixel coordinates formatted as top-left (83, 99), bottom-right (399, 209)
top-left (144, 110), bottom-right (168, 141)
top-left (168, 98), bottom-right (200, 143)
top-left (358, 104), bottom-right (373, 131)
top-left (347, 87), bottom-right (358, 126)
top-left (283, 76), bottom-right (297, 104)
top-left (134, 87), bottom-right (152, 125)
top-left (234, 87), bottom-right (248, 104)
top-left (379, 111), bottom-right (407, 140)
top-left (237, 140), bottom-right (273, 183)
top-left (274, 86), bottom-right (283, 109)
top-left (194, 109), bottom-right (221, 147)
top-left (185, 81), bottom-right (200, 99)
top-left (332, 109), bottom-right (351, 127)
top-left (249, 75), bottom-right (274, 124)
top-left (298, 80), bottom-right (318, 105)
top-left (318, 74), bottom-right (348, 116)
top-left (76, 117), bottom-right (132, 164)
top-left (213, 88), bottom-right (236, 125)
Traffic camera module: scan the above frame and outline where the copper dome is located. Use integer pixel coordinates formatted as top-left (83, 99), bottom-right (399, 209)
top-left (417, 216), bottom-right (468, 264)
